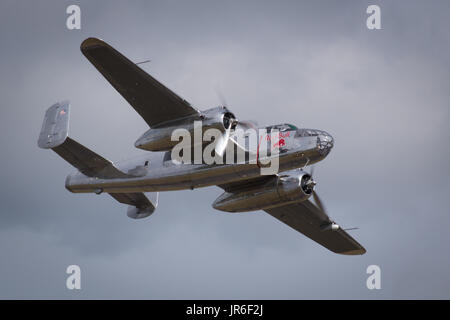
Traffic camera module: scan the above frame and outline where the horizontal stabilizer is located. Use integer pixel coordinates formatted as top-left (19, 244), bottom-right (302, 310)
top-left (39, 102), bottom-right (158, 219)
top-left (38, 102), bottom-right (130, 179)
top-left (110, 192), bottom-right (159, 219)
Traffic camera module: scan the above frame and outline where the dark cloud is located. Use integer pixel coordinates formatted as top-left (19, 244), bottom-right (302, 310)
top-left (0, 0), bottom-right (449, 298)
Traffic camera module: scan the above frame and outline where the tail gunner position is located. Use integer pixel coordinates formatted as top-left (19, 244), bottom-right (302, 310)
top-left (38, 38), bottom-right (365, 255)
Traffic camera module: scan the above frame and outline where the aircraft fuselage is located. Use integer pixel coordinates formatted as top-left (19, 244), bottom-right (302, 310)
top-left (65, 128), bottom-right (334, 194)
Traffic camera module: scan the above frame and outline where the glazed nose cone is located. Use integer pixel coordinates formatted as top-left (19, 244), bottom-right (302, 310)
top-left (317, 131), bottom-right (334, 154)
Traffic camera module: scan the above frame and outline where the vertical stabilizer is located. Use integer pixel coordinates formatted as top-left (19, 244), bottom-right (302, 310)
top-left (38, 101), bottom-right (70, 149)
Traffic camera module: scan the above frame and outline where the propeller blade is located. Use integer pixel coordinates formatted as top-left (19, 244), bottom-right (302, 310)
top-left (215, 87), bottom-right (228, 107)
top-left (215, 127), bottom-right (231, 156)
top-left (308, 166), bottom-right (334, 224)
top-left (313, 191), bottom-right (328, 216)
top-left (236, 120), bottom-right (255, 130)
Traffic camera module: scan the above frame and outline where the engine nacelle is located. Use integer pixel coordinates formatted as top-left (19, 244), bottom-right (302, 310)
top-left (135, 106), bottom-right (236, 151)
top-left (212, 171), bottom-right (314, 213)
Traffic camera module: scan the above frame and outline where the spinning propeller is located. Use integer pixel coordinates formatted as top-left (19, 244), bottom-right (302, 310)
top-left (214, 89), bottom-right (234, 156)
top-left (215, 112), bottom-right (236, 156)
top-left (308, 165), bottom-right (359, 232)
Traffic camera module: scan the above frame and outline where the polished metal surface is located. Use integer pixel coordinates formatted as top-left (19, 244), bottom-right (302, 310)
top-left (212, 170), bottom-right (313, 212)
top-left (38, 37), bottom-right (366, 255)
top-left (134, 106), bottom-right (233, 151)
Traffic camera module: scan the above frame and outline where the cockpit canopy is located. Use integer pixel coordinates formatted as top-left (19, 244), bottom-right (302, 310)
top-left (296, 128), bottom-right (329, 137)
top-left (264, 125), bottom-right (332, 141)
top-left (265, 123), bottom-right (298, 132)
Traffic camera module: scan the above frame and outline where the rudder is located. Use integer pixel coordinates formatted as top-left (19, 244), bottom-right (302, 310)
top-left (38, 101), bottom-right (70, 149)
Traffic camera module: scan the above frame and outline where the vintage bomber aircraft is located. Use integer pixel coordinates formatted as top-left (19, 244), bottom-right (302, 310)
top-left (38, 38), bottom-right (365, 255)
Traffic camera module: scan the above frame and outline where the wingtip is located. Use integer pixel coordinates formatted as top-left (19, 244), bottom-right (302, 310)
top-left (80, 37), bottom-right (107, 52)
top-left (339, 247), bottom-right (366, 255)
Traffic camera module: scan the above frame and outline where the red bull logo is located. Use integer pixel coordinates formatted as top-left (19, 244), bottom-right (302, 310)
top-left (273, 138), bottom-right (286, 148)
top-left (265, 131), bottom-right (290, 141)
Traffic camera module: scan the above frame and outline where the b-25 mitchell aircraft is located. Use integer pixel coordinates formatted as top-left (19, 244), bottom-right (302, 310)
top-left (38, 38), bottom-right (365, 255)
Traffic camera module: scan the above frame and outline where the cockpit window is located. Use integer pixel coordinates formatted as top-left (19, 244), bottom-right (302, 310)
top-left (265, 123), bottom-right (298, 132)
top-left (296, 129), bottom-right (324, 137)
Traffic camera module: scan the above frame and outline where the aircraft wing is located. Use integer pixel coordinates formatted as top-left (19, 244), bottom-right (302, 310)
top-left (264, 200), bottom-right (366, 255)
top-left (218, 175), bottom-right (275, 193)
top-left (81, 38), bottom-right (199, 127)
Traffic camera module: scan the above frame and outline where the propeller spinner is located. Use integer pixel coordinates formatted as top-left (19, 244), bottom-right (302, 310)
top-left (215, 111), bottom-right (237, 156)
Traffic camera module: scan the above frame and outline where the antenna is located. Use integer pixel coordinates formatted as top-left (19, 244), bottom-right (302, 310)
top-left (136, 59), bottom-right (151, 65)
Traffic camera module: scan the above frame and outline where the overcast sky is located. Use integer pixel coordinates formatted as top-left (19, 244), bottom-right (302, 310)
top-left (0, 0), bottom-right (449, 299)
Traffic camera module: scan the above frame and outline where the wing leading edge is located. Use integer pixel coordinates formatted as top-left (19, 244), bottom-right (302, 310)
top-left (80, 37), bottom-right (199, 127)
top-left (264, 200), bottom-right (366, 255)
